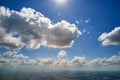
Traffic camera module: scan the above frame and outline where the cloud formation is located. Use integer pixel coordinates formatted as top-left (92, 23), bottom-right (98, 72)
top-left (3, 51), bottom-right (29, 60)
top-left (0, 6), bottom-right (81, 50)
top-left (0, 51), bottom-right (120, 71)
top-left (98, 27), bottom-right (120, 46)
top-left (72, 56), bottom-right (86, 66)
top-left (58, 50), bottom-right (67, 58)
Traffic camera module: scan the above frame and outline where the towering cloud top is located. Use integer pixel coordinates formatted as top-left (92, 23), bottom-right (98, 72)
top-left (0, 6), bottom-right (81, 50)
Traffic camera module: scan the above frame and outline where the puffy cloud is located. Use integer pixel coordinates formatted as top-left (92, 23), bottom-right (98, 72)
top-left (98, 27), bottom-right (120, 46)
top-left (0, 51), bottom-right (30, 66)
top-left (105, 55), bottom-right (120, 65)
top-left (87, 56), bottom-right (120, 67)
top-left (0, 51), bottom-right (120, 71)
top-left (0, 6), bottom-right (81, 50)
top-left (3, 51), bottom-right (29, 60)
top-left (36, 58), bottom-right (55, 66)
top-left (58, 50), bottom-right (67, 58)
top-left (72, 56), bottom-right (86, 66)
top-left (56, 59), bottom-right (72, 67)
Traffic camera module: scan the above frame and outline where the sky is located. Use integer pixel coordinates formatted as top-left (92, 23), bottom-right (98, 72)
top-left (0, 0), bottom-right (120, 71)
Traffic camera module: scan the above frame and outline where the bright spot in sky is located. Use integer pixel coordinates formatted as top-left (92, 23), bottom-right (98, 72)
top-left (54, 0), bottom-right (68, 6)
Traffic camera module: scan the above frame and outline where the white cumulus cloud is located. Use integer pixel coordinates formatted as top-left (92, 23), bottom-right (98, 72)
top-left (98, 27), bottom-right (120, 46)
top-left (0, 51), bottom-right (120, 71)
top-left (0, 6), bottom-right (81, 50)
top-left (72, 56), bottom-right (86, 66)
top-left (58, 50), bottom-right (67, 58)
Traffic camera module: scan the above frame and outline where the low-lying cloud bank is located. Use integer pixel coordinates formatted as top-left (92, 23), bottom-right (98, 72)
top-left (98, 27), bottom-right (120, 46)
top-left (0, 51), bottom-right (120, 71)
top-left (0, 6), bottom-right (81, 50)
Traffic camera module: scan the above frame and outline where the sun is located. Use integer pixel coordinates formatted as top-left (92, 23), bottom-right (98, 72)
top-left (54, 0), bottom-right (68, 6)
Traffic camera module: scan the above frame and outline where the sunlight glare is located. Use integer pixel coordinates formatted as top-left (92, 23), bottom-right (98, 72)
top-left (54, 0), bottom-right (68, 6)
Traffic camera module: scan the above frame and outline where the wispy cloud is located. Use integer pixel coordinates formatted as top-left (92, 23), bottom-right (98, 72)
top-left (82, 28), bottom-right (90, 34)
top-left (85, 18), bottom-right (90, 23)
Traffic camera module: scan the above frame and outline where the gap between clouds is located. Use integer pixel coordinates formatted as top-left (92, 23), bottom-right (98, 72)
top-left (0, 6), bottom-right (81, 50)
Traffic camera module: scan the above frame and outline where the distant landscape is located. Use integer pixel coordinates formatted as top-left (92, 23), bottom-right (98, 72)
top-left (0, 69), bottom-right (120, 80)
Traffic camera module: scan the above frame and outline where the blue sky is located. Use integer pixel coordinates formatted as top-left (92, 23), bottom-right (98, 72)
top-left (0, 0), bottom-right (120, 60)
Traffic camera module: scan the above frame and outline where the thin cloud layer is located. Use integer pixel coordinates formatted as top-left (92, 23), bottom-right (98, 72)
top-left (0, 6), bottom-right (81, 50)
top-left (98, 27), bottom-right (120, 46)
top-left (0, 51), bottom-right (120, 71)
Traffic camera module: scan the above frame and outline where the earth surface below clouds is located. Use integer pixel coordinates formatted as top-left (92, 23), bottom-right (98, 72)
top-left (0, 70), bottom-right (120, 80)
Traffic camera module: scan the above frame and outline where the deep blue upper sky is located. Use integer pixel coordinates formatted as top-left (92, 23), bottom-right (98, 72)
top-left (0, 0), bottom-right (120, 59)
